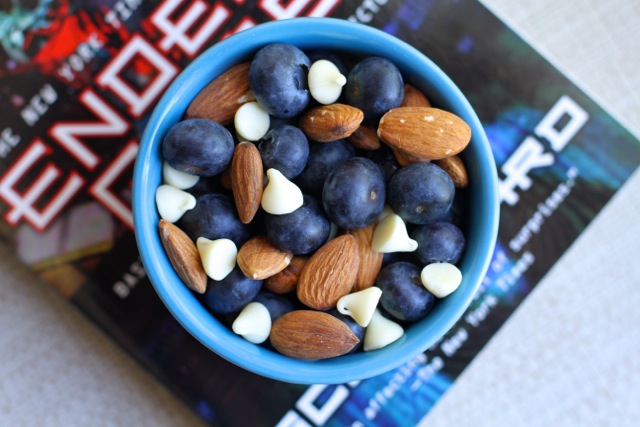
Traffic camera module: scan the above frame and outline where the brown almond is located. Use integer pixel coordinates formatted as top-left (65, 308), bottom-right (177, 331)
top-left (231, 142), bottom-right (263, 224)
top-left (264, 256), bottom-right (308, 294)
top-left (434, 154), bottom-right (469, 188)
top-left (270, 310), bottom-right (360, 359)
top-left (219, 166), bottom-right (233, 190)
top-left (158, 220), bottom-right (207, 294)
top-left (299, 103), bottom-right (364, 142)
top-left (347, 124), bottom-right (381, 150)
top-left (378, 107), bottom-right (471, 160)
top-left (237, 236), bottom-right (292, 280)
top-left (393, 149), bottom-right (430, 167)
top-left (348, 223), bottom-right (384, 291)
top-left (401, 84), bottom-right (432, 108)
top-left (297, 234), bottom-right (359, 310)
top-left (186, 62), bottom-right (255, 125)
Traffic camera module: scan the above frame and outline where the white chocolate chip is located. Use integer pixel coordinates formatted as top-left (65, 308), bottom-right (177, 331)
top-left (376, 204), bottom-right (394, 222)
top-left (231, 302), bottom-right (272, 344)
top-left (420, 262), bottom-right (462, 298)
top-left (337, 287), bottom-right (382, 327)
top-left (162, 161), bottom-right (200, 190)
top-left (308, 59), bottom-right (347, 105)
top-left (234, 101), bottom-right (270, 141)
top-left (371, 213), bottom-right (418, 253)
top-left (363, 309), bottom-right (404, 351)
top-left (196, 237), bottom-right (237, 281)
top-left (261, 169), bottom-right (304, 215)
top-left (155, 184), bottom-right (196, 223)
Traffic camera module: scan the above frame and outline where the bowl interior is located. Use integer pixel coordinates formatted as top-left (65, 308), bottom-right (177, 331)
top-left (133, 18), bottom-right (499, 384)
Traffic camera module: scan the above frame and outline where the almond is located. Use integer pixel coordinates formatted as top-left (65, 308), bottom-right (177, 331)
top-left (401, 84), bottom-right (431, 108)
top-left (299, 103), bottom-right (363, 142)
top-left (231, 142), bottom-right (263, 224)
top-left (158, 220), bottom-right (207, 294)
top-left (270, 310), bottom-right (360, 359)
top-left (347, 124), bottom-right (381, 150)
top-left (348, 223), bottom-right (384, 292)
top-left (434, 154), bottom-right (469, 188)
top-left (393, 149), bottom-right (429, 167)
top-left (378, 107), bottom-right (471, 160)
top-left (237, 236), bottom-right (292, 280)
top-left (297, 234), bottom-right (359, 310)
top-left (264, 255), bottom-right (308, 294)
top-left (186, 62), bottom-right (255, 125)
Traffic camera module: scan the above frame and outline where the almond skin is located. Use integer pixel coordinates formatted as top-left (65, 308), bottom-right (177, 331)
top-left (347, 124), bottom-right (381, 150)
top-left (393, 148), bottom-right (430, 167)
top-left (401, 84), bottom-right (431, 108)
top-left (434, 154), bottom-right (469, 188)
top-left (378, 107), bottom-right (471, 160)
top-left (299, 103), bottom-right (364, 142)
top-left (231, 142), bottom-right (263, 224)
top-left (349, 223), bottom-right (384, 291)
top-left (270, 310), bottom-right (360, 359)
top-left (297, 234), bottom-right (360, 311)
top-left (237, 236), bottom-right (292, 280)
top-left (264, 256), bottom-right (308, 294)
top-left (186, 62), bottom-right (255, 125)
top-left (158, 220), bottom-right (207, 294)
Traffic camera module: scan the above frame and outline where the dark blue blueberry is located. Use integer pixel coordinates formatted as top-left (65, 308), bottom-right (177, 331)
top-left (322, 157), bottom-right (386, 230)
top-left (376, 262), bottom-right (436, 322)
top-left (162, 118), bottom-right (234, 177)
top-left (250, 43), bottom-right (311, 118)
top-left (204, 267), bottom-right (262, 314)
top-left (367, 145), bottom-right (400, 187)
top-left (263, 196), bottom-right (331, 254)
top-left (345, 57), bottom-right (404, 124)
top-left (388, 162), bottom-right (455, 225)
top-left (253, 290), bottom-right (297, 321)
top-left (178, 193), bottom-right (251, 247)
top-left (327, 308), bottom-right (365, 353)
top-left (258, 125), bottom-right (309, 179)
top-left (294, 139), bottom-right (355, 195)
top-left (411, 221), bottom-right (465, 265)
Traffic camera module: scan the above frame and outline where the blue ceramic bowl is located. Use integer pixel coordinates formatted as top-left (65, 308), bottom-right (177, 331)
top-left (133, 18), bottom-right (499, 384)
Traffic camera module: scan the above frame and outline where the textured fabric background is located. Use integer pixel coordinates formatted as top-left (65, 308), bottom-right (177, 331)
top-left (1, 1), bottom-right (638, 426)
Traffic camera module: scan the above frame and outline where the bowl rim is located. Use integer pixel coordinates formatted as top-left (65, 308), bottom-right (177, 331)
top-left (133, 17), bottom-right (499, 384)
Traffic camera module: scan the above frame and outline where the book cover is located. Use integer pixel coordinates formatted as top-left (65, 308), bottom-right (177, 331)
top-left (0, 1), bottom-right (637, 426)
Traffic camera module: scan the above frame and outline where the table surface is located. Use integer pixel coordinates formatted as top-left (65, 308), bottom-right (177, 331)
top-left (1, 1), bottom-right (639, 426)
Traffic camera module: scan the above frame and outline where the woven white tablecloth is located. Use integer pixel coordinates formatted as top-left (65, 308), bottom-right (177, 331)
top-left (1, 1), bottom-right (638, 426)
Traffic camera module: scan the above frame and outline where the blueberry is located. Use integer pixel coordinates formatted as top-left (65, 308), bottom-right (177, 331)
top-left (367, 145), bottom-right (400, 187)
top-left (258, 125), bottom-right (309, 179)
top-left (250, 43), bottom-right (311, 118)
top-left (295, 139), bottom-right (355, 195)
top-left (411, 221), bottom-right (465, 265)
top-left (162, 118), bottom-right (234, 177)
top-left (388, 162), bottom-right (455, 225)
top-left (376, 262), bottom-right (436, 322)
top-left (345, 57), bottom-right (404, 124)
top-left (327, 308), bottom-right (365, 353)
top-left (204, 267), bottom-right (262, 314)
top-left (253, 290), bottom-right (297, 321)
top-left (178, 193), bottom-right (251, 247)
top-left (263, 196), bottom-right (331, 254)
top-left (322, 157), bottom-right (386, 230)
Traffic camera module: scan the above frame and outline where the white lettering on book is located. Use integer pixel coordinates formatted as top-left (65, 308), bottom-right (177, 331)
top-left (0, 139), bottom-right (84, 231)
top-left (20, 84), bottom-right (58, 127)
top-left (49, 89), bottom-right (130, 170)
top-left (500, 95), bottom-right (588, 206)
top-left (96, 35), bottom-right (179, 118)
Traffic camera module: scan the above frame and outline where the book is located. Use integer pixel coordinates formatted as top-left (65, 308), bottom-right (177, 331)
top-left (0, 1), bottom-right (638, 426)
